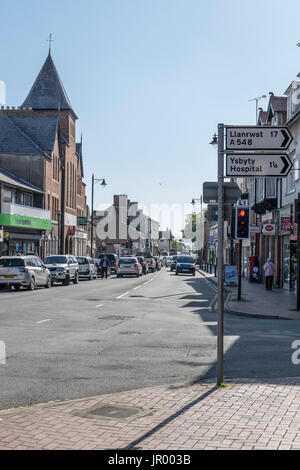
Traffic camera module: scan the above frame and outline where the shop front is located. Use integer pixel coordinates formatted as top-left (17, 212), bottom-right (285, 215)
top-left (0, 204), bottom-right (51, 256)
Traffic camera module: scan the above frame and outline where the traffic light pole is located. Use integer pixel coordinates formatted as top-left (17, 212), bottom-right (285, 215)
top-left (217, 123), bottom-right (225, 386)
top-left (297, 193), bottom-right (300, 311)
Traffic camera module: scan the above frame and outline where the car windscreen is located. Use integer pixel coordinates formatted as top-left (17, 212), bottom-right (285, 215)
top-left (172, 256), bottom-right (178, 260)
top-left (119, 258), bottom-right (136, 264)
top-left (0, 258), bottom-right (25, 267)
top-left (77, 258), bottom-right (89, 265)
top-left (177, 256), bottom-right (195, 263)
top-left (44, 256), bottom-right (67, 264)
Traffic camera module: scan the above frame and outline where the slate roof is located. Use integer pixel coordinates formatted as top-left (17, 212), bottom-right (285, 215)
top-left (76, 140), bottom-right (84, 177)
top-left (0, 113), bottom-right (58, 156)
top-left (22, 53), bottom-right (77, 117)
top-left (0, 167), bottom-right (43, 193)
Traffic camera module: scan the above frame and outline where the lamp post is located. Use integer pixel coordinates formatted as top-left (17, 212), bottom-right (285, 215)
top-left (90, 174), bottom-right (107, 258)
top-left (248, 95), bottom-right (266, 123)
top-left (210, 126), bottom-right (225, 385)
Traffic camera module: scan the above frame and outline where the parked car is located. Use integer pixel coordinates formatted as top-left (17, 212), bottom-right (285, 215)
top-left (170, 255), bottom-right (178, 272)
top-left (143, 253), bottom-right (156, 273)
top-left (44, 255), bottom-right (79, 285)
top-left (165, 256), bottom-right (172, 267)
top-left (137, 256), bottom-right (149, 275)
top-left (175, 255), bottom-right (196, 276)
top-left (154, 256), bottom-right (162, 271)
top-left (76, 256), bottom-right (97, 280)
top-left (116, 257), bottom-right (143, 277)
top-left (98, 253), bottom-right (118, 273)
top-left (0, 256), bottom-right (52, 290)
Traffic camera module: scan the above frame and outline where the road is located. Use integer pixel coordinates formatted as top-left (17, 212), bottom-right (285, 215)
top-left (0, 268), bottom-right (300, 410)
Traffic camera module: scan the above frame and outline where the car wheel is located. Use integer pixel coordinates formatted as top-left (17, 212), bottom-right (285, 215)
top-left (175, 271), bottom-right (178, 275)
top-left (28, 277), bottom-right (35, 291)
top-left (63, 274), bottom-right (70, 286)
top-left (73, 272), bottom-right (79, 284)
top-left (45, 277), bottom-right (52, 288)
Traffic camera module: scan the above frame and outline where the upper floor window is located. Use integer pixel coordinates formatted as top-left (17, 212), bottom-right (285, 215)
top-left (3, 187), bottom-right (16, 203)
top-left (21, 192), bottom-right (33, 207)
top-left (265, 178), bottom-right (276, 198)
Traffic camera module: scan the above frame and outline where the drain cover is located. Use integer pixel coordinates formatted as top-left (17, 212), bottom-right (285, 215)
top-left (89, 405), bottom-right (139, 419)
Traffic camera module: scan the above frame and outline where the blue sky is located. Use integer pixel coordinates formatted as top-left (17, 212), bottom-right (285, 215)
top-left (1, 0), bottom-right (300, 232)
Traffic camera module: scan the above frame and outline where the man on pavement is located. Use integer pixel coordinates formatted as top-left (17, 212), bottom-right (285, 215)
top-left (263, 257), bottom-right (276, 291)
top-left (100, 255), bottom-right (110, 279)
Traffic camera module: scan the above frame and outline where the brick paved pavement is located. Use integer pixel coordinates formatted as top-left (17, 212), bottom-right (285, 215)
top-left (0, 377), bottom-right (300, 450)
top-left (199, 269), bottom-right (300, 320)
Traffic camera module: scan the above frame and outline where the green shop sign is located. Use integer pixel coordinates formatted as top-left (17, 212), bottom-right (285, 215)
top-left (0, 214), bottom-right (52, 230)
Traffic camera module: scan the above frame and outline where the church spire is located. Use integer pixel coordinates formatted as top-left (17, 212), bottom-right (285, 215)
top-left (22, 52), bottom-right (77, 118)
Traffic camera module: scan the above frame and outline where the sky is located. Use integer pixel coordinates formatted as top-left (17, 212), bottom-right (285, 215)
top-left (1, 0), bottom-right (300, 235)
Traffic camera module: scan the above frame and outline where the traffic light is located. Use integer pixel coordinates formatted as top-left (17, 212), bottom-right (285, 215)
top-left (295, 197), bottom-right (300, 224)
top-left (125, 239), bottom-right (129, 249)
top-left (235, 206), bottom-right (250, 239)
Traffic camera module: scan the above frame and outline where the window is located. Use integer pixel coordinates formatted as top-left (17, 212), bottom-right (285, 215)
top-left (265, 178), bottom-right (276, 198)
top-left (3, 188), bottom-right (16, 203)
top-left (286, 154), bottom-right (296, 194)
top-left (256, 178), bottom-right (264, 202)
top-left (21, 192), bottom-right (33, 207)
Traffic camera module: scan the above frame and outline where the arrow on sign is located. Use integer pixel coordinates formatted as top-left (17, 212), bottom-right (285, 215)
top-left (226, 154), bottom-right (292, 177)
top-left (281, 130), bottom-right (290, 148)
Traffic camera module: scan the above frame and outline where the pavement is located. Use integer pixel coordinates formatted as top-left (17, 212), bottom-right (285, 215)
top-left (0, 377), bottom-right (300, 450)
top-left (199, 269), bottom-right (300, 320)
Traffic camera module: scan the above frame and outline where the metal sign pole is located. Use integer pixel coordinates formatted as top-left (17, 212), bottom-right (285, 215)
top-left (217, 123), bottom-right (225, 385)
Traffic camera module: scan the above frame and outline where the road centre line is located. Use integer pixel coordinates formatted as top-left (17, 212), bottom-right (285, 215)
top-left (116, 291), bottom-right (130, 299)
top-left (35, 319), bottom-right (52, 324)
top-left (96, 304), bottom-right (103, 308)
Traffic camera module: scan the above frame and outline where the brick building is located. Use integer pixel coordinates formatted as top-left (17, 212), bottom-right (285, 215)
top-left (0, 51), bottom-right (87, 257)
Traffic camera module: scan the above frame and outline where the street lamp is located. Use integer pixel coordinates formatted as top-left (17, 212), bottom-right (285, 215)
top-left (90, 174), bottom-right (107, 258)
top-left (248, 95), bottom-right (266, 123)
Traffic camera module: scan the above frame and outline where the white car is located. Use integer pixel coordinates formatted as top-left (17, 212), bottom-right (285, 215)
top-left (0, 256), bottom-right (52, 290)
top-left (116, 257), bottom-right (143, 277)
top-left (44, 255), bottom-right (79, 285)
top-left (77, 256), bottom-right (97, 280)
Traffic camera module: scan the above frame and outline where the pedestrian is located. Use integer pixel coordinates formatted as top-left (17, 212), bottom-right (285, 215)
top-left (263, 257), bottom-right (275, 291)
top-left (100, 255), bottom-right (110, 279)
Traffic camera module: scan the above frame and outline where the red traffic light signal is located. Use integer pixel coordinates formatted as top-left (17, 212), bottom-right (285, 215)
top-left (235, 206), bottom-right (250, 239)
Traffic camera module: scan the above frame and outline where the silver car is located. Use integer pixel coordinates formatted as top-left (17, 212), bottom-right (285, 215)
top-left (44, 255), bottom-right (79, 285)
top-left (0, 256), bottom-right (52, 290)
top-left (77, 256), bottom-right (97, 280)
top-left (116, 257), bottom-right (143, 277)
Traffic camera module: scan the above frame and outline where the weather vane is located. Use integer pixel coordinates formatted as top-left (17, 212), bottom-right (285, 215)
top-left (47, 33), bottom-right (54, 54)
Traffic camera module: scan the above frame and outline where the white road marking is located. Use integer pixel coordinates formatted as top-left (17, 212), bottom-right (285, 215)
top-left (36, 319), bottom-right (51, 324)
top-left (116, 292), bottom-right (129, 299)
top-left (133, 285), bottom-right (141, 290)
top-left (96, 304), bottom-right (103, 308)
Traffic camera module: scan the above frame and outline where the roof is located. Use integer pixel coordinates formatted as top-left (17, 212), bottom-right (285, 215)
top-left (22, 53), bottom-right (77, 118)
top-left (257, 108), bottom-right (267, 125)
top-left (269, 95), bottom-right (287, 113)
top-left (0, 167), bottom-right (43, 193)
top-left (76, 139), bottom-right (84, 177)
top-left (0, 113), bottom-right (58, 155)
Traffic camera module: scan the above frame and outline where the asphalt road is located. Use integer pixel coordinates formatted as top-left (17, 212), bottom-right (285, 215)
top-left (0, 268), bottom-right (300, 410)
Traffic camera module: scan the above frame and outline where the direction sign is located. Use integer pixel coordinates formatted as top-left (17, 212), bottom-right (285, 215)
top-left (226, 154), bottom-right (292, 177)
top-left (226, 126), bottom-right (293, 151)
top-left (203, 182), bottom-right (241, 203)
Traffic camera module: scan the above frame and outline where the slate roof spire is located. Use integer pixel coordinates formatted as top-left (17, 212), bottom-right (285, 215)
top-left (22, 52), bottom-right (77, 118)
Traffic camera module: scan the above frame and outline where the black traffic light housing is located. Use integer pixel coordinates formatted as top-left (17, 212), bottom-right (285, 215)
top-left (295, 197), bottom-right (300, 224)
top-left (235, 206), bottom-right (250, 239)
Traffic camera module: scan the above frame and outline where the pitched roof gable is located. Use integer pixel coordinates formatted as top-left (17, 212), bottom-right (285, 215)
top-left (22, 53), bottom-right (77, 117)
top-left (0, 113), bottom-right (49, 155)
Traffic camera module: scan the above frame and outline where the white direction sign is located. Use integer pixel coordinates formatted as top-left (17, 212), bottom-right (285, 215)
top-left (226, 154), bottom-right (292, 177)
top-left (226, 126), bottom-right (293, 150)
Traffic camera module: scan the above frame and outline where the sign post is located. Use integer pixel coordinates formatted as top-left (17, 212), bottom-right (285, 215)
top-left (226, 126), bottom-right (293, 151)
top-left (226, 154), bottom-right (292, 178)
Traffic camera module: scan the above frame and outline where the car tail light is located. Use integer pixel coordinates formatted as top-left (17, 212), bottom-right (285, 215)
top-left (135, 263), bottom-right (139, 268)
top-left (150, 260), bottom-right (153, 264)
top-left (117, 263), bottom-right (120, 268)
